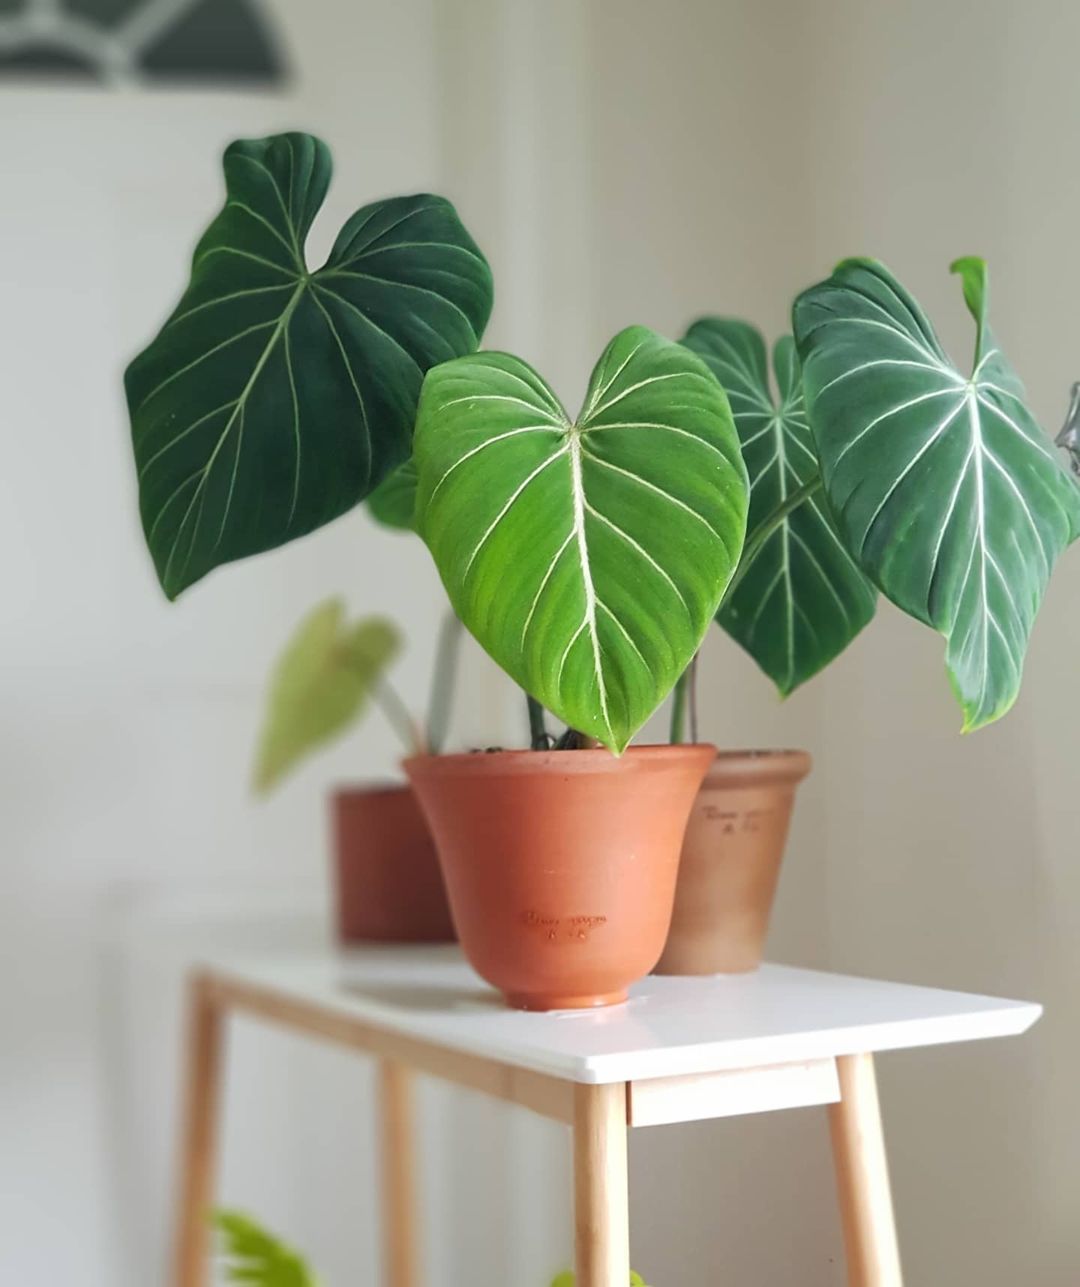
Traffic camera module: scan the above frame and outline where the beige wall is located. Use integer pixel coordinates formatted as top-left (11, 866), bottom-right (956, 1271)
top-left (587, 1), bottom-right (1080, 1282)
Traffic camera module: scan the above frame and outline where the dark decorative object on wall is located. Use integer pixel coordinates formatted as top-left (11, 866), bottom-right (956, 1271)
top-left (0, 0), bottom-right (286, 85)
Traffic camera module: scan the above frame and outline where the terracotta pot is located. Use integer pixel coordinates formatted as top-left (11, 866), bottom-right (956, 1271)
top-left (331, 784), bottom-right (456, 944)
top-left (405, 745), bottom-right (715, 1010)
top-left (654, 749), bottom-right (812, 975)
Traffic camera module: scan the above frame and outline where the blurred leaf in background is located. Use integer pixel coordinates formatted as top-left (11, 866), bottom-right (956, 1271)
top-left (253, 599), bottom-right (400, 792)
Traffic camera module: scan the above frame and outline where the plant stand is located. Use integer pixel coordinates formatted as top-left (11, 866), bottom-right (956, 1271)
top-left (172, 949), bottom-right (1039, 1287)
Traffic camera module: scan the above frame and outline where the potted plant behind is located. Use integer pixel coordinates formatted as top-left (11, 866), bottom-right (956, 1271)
top-left (405, 325), bottom-right (751, 1009)
top-left (253, 600), bottom-right (463, 944)
top-left (654, 320), bottom-right (870, 973)
top-left (123, 129), bottom-right (493, 937)
top-left (656, 256), bottom-right (1080, 975)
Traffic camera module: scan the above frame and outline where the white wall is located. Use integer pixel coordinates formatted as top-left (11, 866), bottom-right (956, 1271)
top-left (0, 3), bottom-right (462, 1282)
top-left (586, 1), bottom-right (1080, 1283)
top-left (3, 1), bottom-right (1079, 1284)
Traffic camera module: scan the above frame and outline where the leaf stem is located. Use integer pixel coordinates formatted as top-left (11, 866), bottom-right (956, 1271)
top-left (526, 694), bottom-right (551, 750)
top-left (426, 610), bottom-right (463, 755)
top-left (374, 677), bottom-right (427, 757)
top-left (722, 474), bottom-right (823, 606)
top-left (669, 669), bottom-right (689, 744)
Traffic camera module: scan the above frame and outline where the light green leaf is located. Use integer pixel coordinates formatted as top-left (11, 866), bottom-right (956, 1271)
top-left (414, 326), bottom-right (748, 753)
top-left (682, 318), bottom-right (876, 694)
top-left (253, 599), bottom-right (400, 792)
top-left (793, 257), bottom-right (1080, 730)
top-left (126, 131), bottom-right (492, 599)
top-left (214, 1211), bottom-right (319, 1287)
top-left (367, 458), bottom-right (419, 531)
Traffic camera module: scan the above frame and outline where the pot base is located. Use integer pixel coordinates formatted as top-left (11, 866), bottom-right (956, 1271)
top-left (505, 989), bottom-right (629, 1012)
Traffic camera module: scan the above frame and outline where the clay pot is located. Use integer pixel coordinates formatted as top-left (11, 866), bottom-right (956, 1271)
top-left (405, 745), bottom-right (715, 1010)
top-left (331, 784), bottom-right (456, 944)
top-left (654, 750), bottom-right (811, 975)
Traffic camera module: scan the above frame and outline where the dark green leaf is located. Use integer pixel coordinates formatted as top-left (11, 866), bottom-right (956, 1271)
top-left (253, 599), bottom-right (400, 792)
top-left (414, 326), bottom-right (748, 753)
top-left (367, 458), bottom-right (418, 531)
top-left (126, 131), bottom-right (492, 598)
top-left (794, 257), bottom-right (1080, 730)
top-left (682, 318), bottom-right (876, 694)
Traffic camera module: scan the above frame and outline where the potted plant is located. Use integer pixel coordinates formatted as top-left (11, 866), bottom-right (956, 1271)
top-left (124, 129), bottom-right (493, 938)
top-left (656, 256), bottom-right (1080, 974)
top-left (253, 599), bottom-right (462, 944)
top-left (404, 324), bottom-right (751, 1009)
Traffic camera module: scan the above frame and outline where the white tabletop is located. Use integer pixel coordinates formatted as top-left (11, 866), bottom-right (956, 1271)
top-left (205, 945), bottom-right (1041, 1085)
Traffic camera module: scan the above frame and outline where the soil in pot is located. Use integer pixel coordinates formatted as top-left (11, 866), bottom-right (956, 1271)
top-left (405, 744), bottom-right (715, 1010)
top-left (332, 784), bottom-right (456, 944)
top-left (653, 749), bottom-right (811, 975)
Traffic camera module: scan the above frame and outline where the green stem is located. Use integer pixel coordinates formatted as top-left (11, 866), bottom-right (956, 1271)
top-left (722, 474), bottom-right (822, 606)
top-left (688, 650), bottom-right (699, 744)
top-left (425, 610), bottom-right (463, 755)
top-left (526, 693), bottom-right (550, 750)
top-left (669, 669), bottom-right (689, 745)
top-left (373, 677), bottom-right (426, 757)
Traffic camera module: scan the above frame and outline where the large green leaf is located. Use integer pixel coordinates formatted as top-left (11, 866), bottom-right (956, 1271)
top-left (126, 131), bottom-right (492, 599)
top-left (414, 326), bottom-right (749, 752)
top-left (682, 318), bottom-right (876, 694)
top-left (214, 1211), bottom-right (319, 1287)
top-left (793, 257), bottom-right (1080, 730)
top-left (253, 599), bottom-right (400, 792)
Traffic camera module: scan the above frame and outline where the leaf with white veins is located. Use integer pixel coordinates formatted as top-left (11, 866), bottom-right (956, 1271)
top-left (793, 257), bottom-right (1080, 730)
top-left (414, 327), bottom-right (749, 751)
top-left (126, 132), bottom-right (491, 598)
top-left (682, 318), bottom-right (876, 694)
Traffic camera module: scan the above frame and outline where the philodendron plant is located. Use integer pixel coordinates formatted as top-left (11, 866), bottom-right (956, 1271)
top-left (125, 131), bottom-right (1078, 758)
top-left (676, 257), bottom-right (1080, 733)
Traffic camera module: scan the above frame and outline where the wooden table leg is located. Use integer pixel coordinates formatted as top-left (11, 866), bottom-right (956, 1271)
top-left (379, 1060), bottom-right (419, 1287)
top-left (173, 974), bottom-right (225, 1287)
top-left (828, 1053), bottom-right (903, 1287)
top-left (573, 1083), bottom-right (630, 1287)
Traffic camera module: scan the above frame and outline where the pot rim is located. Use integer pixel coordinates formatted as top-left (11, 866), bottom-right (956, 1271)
top-left (331, 779), bottom-right (409, 801)
top-left (404, 742), bottom-right (717, 779)
top-left (703, 747), bottom-right (812, 785)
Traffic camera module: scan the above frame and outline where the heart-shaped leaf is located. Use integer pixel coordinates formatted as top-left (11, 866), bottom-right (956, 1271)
top-left (794, 257), bottom-right (1080, 730)
top-left (414, 326), bottom-right (749, 752)
top-left (126, 131), bottom-right (492, 599)
top-left (253, 600), bottom-right (400, 792)
top-left (682, 318), bottom-right (876, 694)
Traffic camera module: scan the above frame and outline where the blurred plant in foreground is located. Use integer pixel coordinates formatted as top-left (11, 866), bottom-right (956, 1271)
top-left (214, 1208), bottom-right (651, 1285)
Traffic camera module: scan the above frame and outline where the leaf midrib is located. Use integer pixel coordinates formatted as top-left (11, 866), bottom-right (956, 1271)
top-left (160, 278), bottom-right (307, 589)
top-left (567, 423), bottom-right (613, 741)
